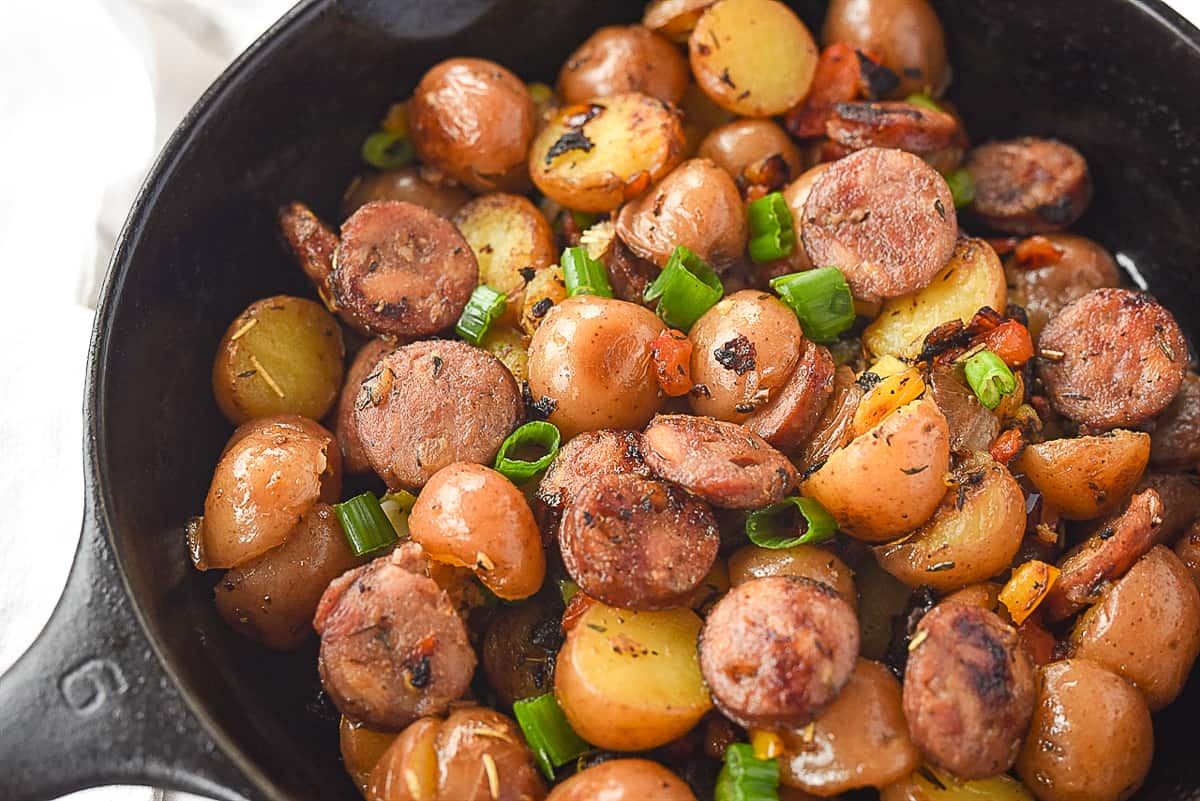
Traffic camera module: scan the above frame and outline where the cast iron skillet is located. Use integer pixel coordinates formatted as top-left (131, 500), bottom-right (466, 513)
top-left (1, 1), bottom-right (1199, 799)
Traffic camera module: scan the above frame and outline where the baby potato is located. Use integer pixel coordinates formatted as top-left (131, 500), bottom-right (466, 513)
top-left (548, 759), bottom-right (698, 801)
top-left (454, 193), bottom-right (556, 318)
top-left (530, 93), bottom-right (687, 212)
top-left (689, 0), bottom-right (819, 117)
top-left (341, 166), bottom-right (473, 219)
top-left (822, 0), bottom-right (949, 98)
top-left (863, 238), bottom-right (1006, 359)
top-left (855, 553), bottom-right (915, 660)
top-left (698, 118), bottom-right (804, 190)
top-left (644, 0), bottom-right (717, 42)
top-left (802, 396), bottom-right (950, 542)
top-left (557, 25), bottom-right (689, 105)
top-left (1016, 430), bottom-right (1150, 520)
top-left (519, 265), bottom-right (568, 336)
top-left (555, 602), bottom-right (712, 751)
top-left (212, 295), bottom-right (345, 425)
top-left (480, 324), bottom-right (529, 383)
top-left (881, 768), bottom-right (1034, 801)
top-left (728, 544), bottom-right (857, 609)
top-left (482, 597), bottom-right (561, 708)
top-left (340, 717), bottom-right (398, 796)
top-left (874, 454), bottom-right (1026, 592)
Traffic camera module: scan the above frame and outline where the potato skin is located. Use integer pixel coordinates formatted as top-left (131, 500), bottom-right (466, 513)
top-left (1004, 233), bottom-right (1119, 342)
top-left (558, 25), bottom-right (689, 105)
top-left (546, 759), bottom-right (697, 801)
top-left (821, 0), bottom-right (949, 98)
top-left (1016, 431), bottom-right (1150, 520)
top-left (698, 118), bottom-right (804, 189)
top-left (482, 598), bottom-right (561, 708)
top-left (728, 543), bottom-right (857, 609)
top-left (342, 166), bottom-right (473, 219)
top-left (340, 717), bottom-right (398, 796)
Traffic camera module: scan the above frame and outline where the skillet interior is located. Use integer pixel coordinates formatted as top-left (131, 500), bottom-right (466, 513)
top-left (93, 1), bottom-right (1200, 798)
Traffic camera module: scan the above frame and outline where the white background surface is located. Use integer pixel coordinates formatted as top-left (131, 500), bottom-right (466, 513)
top-left (1, 1), bottom-right (1198, 799)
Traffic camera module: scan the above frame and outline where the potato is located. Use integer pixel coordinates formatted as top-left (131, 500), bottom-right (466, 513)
top-left (689, 0), bottom-right (819, 117)
top-left (481, 597), bottom-right (560, 708)
top-left (863, 237), bottom-right (1006, 359)
top-left (519, 265), bottom-right (568, 336)
top-left (453, 193), bottom-right (556, 319)
top-left (557, 25), bottom-right (689, 106)
top-left (874, 454), bottom-right (1025, 592)
top-left (555, 602), bottom-right (711, 751)
top-left (1016, 430), bottom-right (1150, 520)
top-left (547, 759), bottom-right (698, 801)
top-left (340, 717), bottom-right (397, 795)
top-left (822, 0), bottom-right (949, 98)
top-left (680, 80), bottom-right (736, 156)
top-left (728, 544), bottom-right (857, 609)
top-left (212, 295), bottom-right (345, 424)
top-left (644, 0), bottom-right (717, 42)
top-left (480, 324), bottom-right (529, 383)
top-left (529, 93), bottom-right (686, 212)
top-left (943, 582), bottom-right (1002, 611)
top-left (854, 553), bottom-right (914, 660)
top-left (802, 396), bottom-right (950, 542)
top-left (881, 768), bottom-right (1034, 801)
top-left (342, 166), bottom-right (472, 219)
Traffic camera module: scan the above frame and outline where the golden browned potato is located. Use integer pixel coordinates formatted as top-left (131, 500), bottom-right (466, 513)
top-left (342, 166), bottom-right (473, 219)
top-left (690, 0), bottom-right (819, 116)
top-left (527, 296), bottom-right (664, 438)
top-left (199, 416), bottom-right (341, 569)
top-left (1070, 545), bottom-right (1200, 710)
top-left (1016, 431), bottom-right (1150, 520)
top-left (530, 93), bottom-right (686, 212)
top-left (822, 0), bottom-right (949, 98)
top-left (615, 158), bottom-right (748, 270)
top-left (558, 25), bottom-right (689, 105)
top-left (874, 454), bottom-right (1026, 592)
top-left (1016, 659), bottom-right (1153, 801)
top-left (454, 193), bottom-right (556, 317)
top-left (212, 295), bottom-right (345, 424)
top-left (881, 769), bottom-right (1034, 801)
top-left (728, 544), bottom-right (857, 608)
top-left (340, 717), bottom-right (398, 796)
top-left (777, 659), bottom-right (920, 795)
top-left (698, 118), bottom-right (804, 188)
top-left (408, 463), bottom-right (545, 600)
top-left (688, 290), bottom-right (804, 422)
top-left (802, 396), bottom-right (951, 542)
top-left (520, 265), bottom-right (569, 337)
top-left (555, 602), bottom-right (712, 751)
top-left (863, 238), bottom-right (1006, 359)
top-left (644, 0), bottom-right (717, 42)
top-left (482, 597), bottom-right (560, 708)
top-left (547, 759), bottom-right (697, 801)
top-left (480, 324), bottom-right (529, 382)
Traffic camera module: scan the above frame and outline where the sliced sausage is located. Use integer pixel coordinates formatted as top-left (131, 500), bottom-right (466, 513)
top-left (796, 365), bottom-right (864, 473)
top-left (558, 472), bottom-right (720, 610)
top-left (1037, 288), bottom-right (1188, 429)
top-left (699, 575), bottom-right (860, 730)
top-left (902, 603), bottom-right (1036, 779)
top-left (332, 200), bottom-right (479, 338)
top-left (825, 101), bottom-right (961, 154)
top-left (965, 137), bottom-right (1092, 234)
top-left (335, 339), bottom-right (394, 474)
top-left (354, 340), bottom-right (523, 490)
top-left (801, 147), bottom-right (957, 302)
top-left (746, 341), bottom-right (836, 453)
top-left (314, 548), bottom-right (477, 730)
top-left (535, 429), bottom-right (651, 511)
top-left (1042, 488), bottom-right (1164, 621)
top-left (279, 201), bottom-right (338, 306)
top-left (1151, 371), bottom-right (1200, 468)
top-left (1004, 233), bottom-right (1119, 340)
top-left (642, 414), bottom-right (797, 509)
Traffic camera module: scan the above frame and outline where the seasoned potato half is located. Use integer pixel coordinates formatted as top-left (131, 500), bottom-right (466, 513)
top-left (480, 324), bottom-right (529, 382)
top-left (644, 0), bottom-right (717, 42)
top-left (453, 193), bottom-right (556, 318)
top-left (520, 265), bottom-right (569, 337)
top-left (689, 0), bottom-right (819, 117)
top-left (530, 93), bottom-right (687, 212)
top-left (874, 453), bottom-right (1026, 592)
top-left (864, 237), bottom-right (1006, 359)
top-left (1017, 430), bottom-right (1150, 520)
top-left (555, 602), bottom-right (711, 751)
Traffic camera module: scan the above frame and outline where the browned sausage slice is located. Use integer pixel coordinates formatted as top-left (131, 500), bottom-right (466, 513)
top-left (746, 341), bottom-right (836, 453)
top-left (903, 603), bottom-right (1036, 780)
top-left (1043, 489), bottom-right (1164, 621)
top-left (699, 575), bottom-right (859, 730)
top-left (558, 472), bottom-right (720, 610)
top-left (535, 429), bottom-right (651, 511)
top-left (1037, 288), bottom-right (1188, 429)
top-left (315, 548), bottom-right (477, 730)
top-left (825, 101), bottom-right (961, 154)
top-left (642, 415), bottom-right (798, 509)
top-left (355, 340), bottom-right (523, 489)
top-left (332, 200), bottom-right (479, 338)
top-left (335, 339), bottom-right (394, 474)
top-left (801, 147), bottom-right (957, 303)
top-left (1151, 372), bottom-right (1200, 468)
top-left (279, 201), bottom-right (338, 307)
top-left (965, 137), bottom-right (1092, 234)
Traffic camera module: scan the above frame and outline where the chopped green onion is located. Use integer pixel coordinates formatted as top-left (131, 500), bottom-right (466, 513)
top-left (494, 421), bottom-right (562, 483)
top-left (513, 693), bottom-right (591, 780)
top-left (455, 284), bottom-right (507, 345)
top-left (769, 267), bottom-right (855, 343)
top-left (715, 743), bottom-right (780, 801)
top-left (561, 246), bottom-right (614, 297)
top-left (570, 210), bottom-right (599, 230)
top-left (643, 245), bottom-right (724, 331)
top-left (334, 493), bottom-right (400, 557)
top-left (964, 349), bottom-right (1017, 410)
top-left (904, 92), bottom-right (945, 113)
top-left (746, 496), bottom-right (837, 549)
top-left (379, 490), bottom-right (417, 540)
top-left (746, 192), bottom-right (796, 263)
top-left (945, 168), bottom-right (976, 208)
top-left (361, 130), bottom-right (414, 169)
top-left (557, 578), bottom-right (580, 605)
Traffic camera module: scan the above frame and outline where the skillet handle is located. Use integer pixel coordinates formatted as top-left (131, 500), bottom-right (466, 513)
top-left (0, 510), bottom-right (258, 801)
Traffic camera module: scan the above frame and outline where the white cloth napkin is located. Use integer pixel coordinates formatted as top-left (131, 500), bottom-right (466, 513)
top-left (1, 1), bottom-right (1198, 800)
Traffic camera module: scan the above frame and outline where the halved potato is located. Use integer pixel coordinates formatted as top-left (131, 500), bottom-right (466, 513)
top-left (519, 265), bottom-right (568, 336)
top-left (1016, 430), bottom-right (1150, 520)
top-left (529, 93), bottom-right (686, 212)
top-left (881, 767), bottom-right (1034, 801)
top-left (453, 193), bottom-right (556, 321)
top-left (480, 324), bottom-right (529, 382)
top-left (339, 717), bottom-right (398, 795)
top-left (874, 453), bottom-right (1026, 592)
top-left (728, 544), bottom-right (857, 609)
top-left (863, 237), bottom-right (1006, 359)
top-left (644, 0), bottom-right (717, 42)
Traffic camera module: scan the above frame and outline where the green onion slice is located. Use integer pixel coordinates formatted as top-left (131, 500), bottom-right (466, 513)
top-left (494, 421), bottom-right (562, 483)
top-left (557, 578), bottom-right (580, 605)
top-left (904, 92), bottom-right (945, 113)
top-left (562, 246), bottom-right (614, 298)
top-left (334, 493), bottom-right (400, 557)
top-left (964, 349), bottom-right (1017, 410)
top-left (643, 245), bottom-right (724, 331)
top-left (945, 168), bottom-right (976, 208)
top-left (455, 284), bottom-right (507, 345)
top-left (379, 490), bottom-right (417, 540)
top-left (769, 267), bottom-right (855, 343)
top-left (361, 130), bottom-right (415, 169)
top-left (746, 496), bottom-right (837, 549)
top-left (746, 192), bottom-right (797, 263)
top-left (513, 693), bottom-right (591, 780)
top-left (715, 743), bottom-right (780, 801)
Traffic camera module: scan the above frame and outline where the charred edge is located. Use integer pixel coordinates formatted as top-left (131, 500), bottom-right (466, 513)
top-left (856, 51), bottom-right (900, 99)
top-left (713, 336), bottom-right (757, 375)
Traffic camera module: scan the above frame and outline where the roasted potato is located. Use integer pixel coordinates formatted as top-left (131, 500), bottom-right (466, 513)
top-left (342, 165), bottom-right (472, 219)
top-left (481, 597), bottom-right (561, 708)
top-left (728, 544), bottom-right (857, 609)
top-left (1016, 430), bottom-right (1150, 520)
top-left (854, 553), bottom-right (915, 660)
top-left (557, 25), bottom-right (689, 105)
top-left (822, 0), bottom-right (949, 98)
top-left (644, 0), bottom-right (717, 42)
top-left (453, 193), bottom-right (556, 319)
top-left (519, 265), bottom-right (569, 337)
top-left (698, 118), bottom-right (804, 190)
top-left (547, 759), bottom-right (698, 801)
top-left (479, 324), bottom-right (529, 382)
top-left (881, 769), bottom-right (1034, 801)
top-left (340, 717), bottom-right (398, 796)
